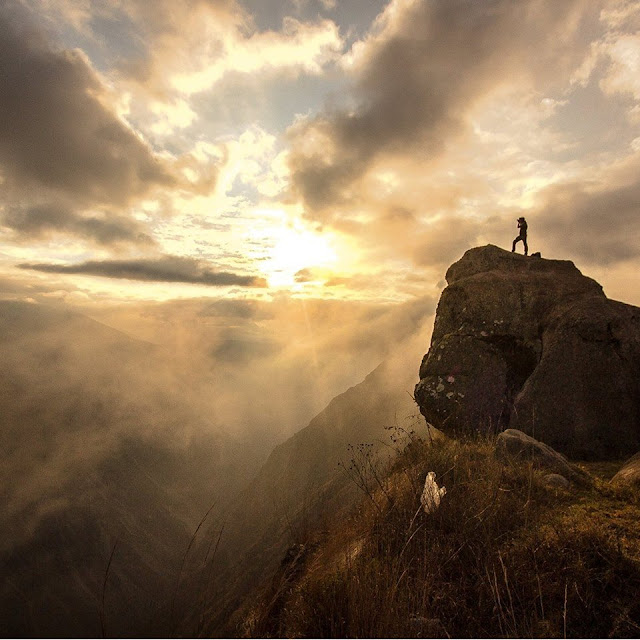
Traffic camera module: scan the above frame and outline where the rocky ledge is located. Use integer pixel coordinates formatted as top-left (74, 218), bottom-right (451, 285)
top-left (415, 245), bottom-right (640, 459)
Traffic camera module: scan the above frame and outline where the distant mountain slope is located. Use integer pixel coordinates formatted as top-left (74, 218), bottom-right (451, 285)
top-left (249, 359), bottom-right (420, 517)
top-left (0, 298), bottom-right (436, 636)
top-left (193, 340), bottom-right (431, 636)
top-left (0, 301), bottom-right (231, 636)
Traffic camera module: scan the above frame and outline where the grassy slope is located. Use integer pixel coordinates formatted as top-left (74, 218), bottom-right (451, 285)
top-left (243, 434), bottom-right (640, 638)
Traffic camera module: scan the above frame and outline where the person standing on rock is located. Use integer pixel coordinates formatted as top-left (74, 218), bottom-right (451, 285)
top-left (512, 216), bottom-right (528, 256)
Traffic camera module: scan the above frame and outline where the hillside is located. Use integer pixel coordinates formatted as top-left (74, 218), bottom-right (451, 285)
top-left (183, 346), bottom-right (430, 636)
top-left (220, 246), bottom-right (640, 638)
top-left (242, 434), bottom-right (640, 638)
top-left (0, 301), bottom-right (244, 637)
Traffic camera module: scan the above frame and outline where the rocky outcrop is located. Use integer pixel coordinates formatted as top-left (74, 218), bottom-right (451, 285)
top-left (611, 452), bottom-right (640, 487)
top-left (415, 245), bottom-right (640, 459)
top-left (495, 429), bottom-right (588, 485)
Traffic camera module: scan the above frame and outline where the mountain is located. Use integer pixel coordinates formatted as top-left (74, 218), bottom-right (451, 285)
top-left (415, 245), bottom-right (640, 459)
top-left (6, 244), bottom-right (640, 636)
top-left (229, 247), bottom-right (640, 639)
top-left (0, 296), bottom-right (433, 637)
top-left (184, 342), bottom-right (430, 636)
top-left (0, 301), bottom-right (239, 637)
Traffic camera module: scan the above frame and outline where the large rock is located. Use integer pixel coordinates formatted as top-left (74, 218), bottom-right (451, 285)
top-left (495, 429), bottom-right (589, 485)
top-left (509, 297), bottom-right (640, 459)
top-left (415, 245), bottom-right (640, 459)
top-left (611, 452), bottom-right (640, 487)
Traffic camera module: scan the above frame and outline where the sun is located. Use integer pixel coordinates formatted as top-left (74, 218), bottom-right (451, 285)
top-left (266, 223), bottom-right (337, 287)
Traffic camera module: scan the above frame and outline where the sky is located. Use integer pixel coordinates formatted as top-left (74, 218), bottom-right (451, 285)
top-left (1, 0), bottom-right (640, 308)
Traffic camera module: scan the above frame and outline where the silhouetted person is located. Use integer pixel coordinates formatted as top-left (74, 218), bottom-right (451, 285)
top-left (512, 216), bottom-right (528, 255)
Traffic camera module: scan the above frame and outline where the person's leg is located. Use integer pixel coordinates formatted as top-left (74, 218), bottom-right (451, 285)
top-left (512, 237), bottom-right (518, 252)
top-left (523, 237), bottom-right (528, 256)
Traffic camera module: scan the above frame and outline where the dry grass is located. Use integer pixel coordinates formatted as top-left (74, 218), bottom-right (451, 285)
top-left (244, 434), bottom-right (640, 638)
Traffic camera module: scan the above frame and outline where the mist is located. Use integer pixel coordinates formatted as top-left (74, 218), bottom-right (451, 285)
top-left (0, 290), bottom-right (436, 636)
top-left (86, 294), bottom-right (436, 435)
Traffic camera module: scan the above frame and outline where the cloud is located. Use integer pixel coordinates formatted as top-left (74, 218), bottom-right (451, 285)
top-left (210, 329), bottom-right (282, 363)
top-left (169, 16), bottom-right (344, 96)
top-left (100, 0), bottom-right (247, 87)
top-left (294, 267), bottom-right (318, 283)
top-left (0, 4), bottom-right (173, 206)
top-left (77, 293), bottom-right (438, 447)
top-left (0, 289), bottom-right (438, 560)
top-left (2, 204), bottom-right (155, 246)
top-left (410, 214), bottom-right (507, 269)
top-left (323, 272), bottom-right (383, 290)
top-left (534, 160), bottom-right (640, 266)
top-left (287, 0), bottom-right (600, 216)
top-left (18, 256), bottom-right (268, 287)
top-left (571, 2), bottom-right (640, 103)
top-left (46, 0), bottom-right (344, 98)
top-left (198, 297), bottom-right (275, 319)
top-left (116, 0), bottom-right (240, 36)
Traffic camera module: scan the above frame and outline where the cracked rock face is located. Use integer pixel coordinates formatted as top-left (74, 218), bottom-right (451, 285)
top-left (415, 245), bottom-right (640, 459)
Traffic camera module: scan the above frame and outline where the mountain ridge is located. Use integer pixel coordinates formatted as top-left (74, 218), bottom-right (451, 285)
top-left (231, 246), bottom-right (640, 639)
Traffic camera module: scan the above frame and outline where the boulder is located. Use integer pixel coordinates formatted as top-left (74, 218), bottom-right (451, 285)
top-left (415, 245), bottom-right (640, 459)
top-left (495, 429), bottom-right (588, 484)
top-left (542, 473), bottom-right (570, 489)
top-left (611, 452), bottom-right (640, 487)
top-left (509, 297), bottom-right (640, 459)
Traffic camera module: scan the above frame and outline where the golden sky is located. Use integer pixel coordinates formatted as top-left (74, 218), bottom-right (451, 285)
top-left (2, 0), bottom-right (640, 307)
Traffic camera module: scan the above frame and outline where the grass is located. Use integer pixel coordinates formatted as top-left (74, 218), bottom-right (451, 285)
top-left (243, 432), bottom-right (640, 638)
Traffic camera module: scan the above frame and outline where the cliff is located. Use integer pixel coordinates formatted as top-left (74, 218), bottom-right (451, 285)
top-left (189, 354), bottom-right (426, 636)
top-left (415, 245), bottom-right (640, 459)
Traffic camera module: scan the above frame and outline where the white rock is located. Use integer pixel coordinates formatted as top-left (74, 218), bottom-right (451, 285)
top-left (421, 471), bottom-right (447, 514)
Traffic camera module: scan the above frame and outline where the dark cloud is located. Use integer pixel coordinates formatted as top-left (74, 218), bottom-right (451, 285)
top-left (288, 0), bottom-right (600, 215)
top-left (535, 175), bottom-right (640, 266)
top-left (411, 215), bottom-right (506, 269)
top-left (120, 0), bottom-right (241, 35)
top-left (18, 256), bottom-right (268, 287)
top-left (210, 329), bottom-right (282, 363)
top-left (0, 4), bottom-right (173, 206)
top-left (241, 0), bottom-right (386, 37)
top-left (3, 204), bottom-right (154, 246)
